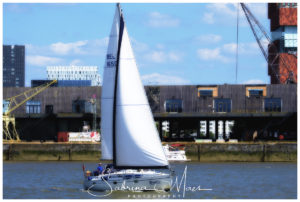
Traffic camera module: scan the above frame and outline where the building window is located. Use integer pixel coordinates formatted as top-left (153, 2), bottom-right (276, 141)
top-left (199, 90), bottom-right (213, 97)
top-left (26, 100), bottom-right (41, 114)
top-left (197, 86), bottom-right (218, 97)
top-left (246, 86), bottom-right (266, 97)
top-left (72, 100), bottom-right (86, 113)
top-left (3, 100), bottom-right (10, 114)
top-left (264, 98), bottom-right (281, 112)
top-left (45, 105), bottom-right (54, 114)
top-left (249, 89), bottom-right (263, 97)
top-left (279, 3), bottom-right (297, 8)
top-left (214, 98), bottom-right (231, 112)
top-left (164, 99), bottom-right (183, 113)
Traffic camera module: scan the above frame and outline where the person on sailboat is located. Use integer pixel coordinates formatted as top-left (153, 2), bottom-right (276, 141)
top-left (104, 164), bottom-right (112, 174)
top-left (93, 163), bottom-right (104, 176)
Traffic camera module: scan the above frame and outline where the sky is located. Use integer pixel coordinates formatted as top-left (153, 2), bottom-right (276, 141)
top-left (3, 3), bottom-right (271, 86)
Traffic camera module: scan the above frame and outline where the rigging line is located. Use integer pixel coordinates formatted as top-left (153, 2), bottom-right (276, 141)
top-left (235, 3), bottom-right (239, 84)
top-left (113, 3), bottom-right (124, 167)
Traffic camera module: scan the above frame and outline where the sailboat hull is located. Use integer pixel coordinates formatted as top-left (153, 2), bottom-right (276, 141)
top-left (83, 170), bottom-right (172, 192)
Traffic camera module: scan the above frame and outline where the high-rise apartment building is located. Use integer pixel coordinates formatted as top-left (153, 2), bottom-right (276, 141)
top-left (47, 65), bottom-right (101, 86)
top-left (268, 3), bottom-right (297, 84)
top-left (3, 45), bottom-right (25, 87)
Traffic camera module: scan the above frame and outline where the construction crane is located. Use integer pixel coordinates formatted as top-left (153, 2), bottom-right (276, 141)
top-left (240, 3), bottom-right (297, 84)
top-left (3, 80), bottom-right (57, 142)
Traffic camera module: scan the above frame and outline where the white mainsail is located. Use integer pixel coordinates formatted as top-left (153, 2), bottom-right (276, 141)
top-left (100, 6), bottom-right (120, 160)
top-left (114, 6), bottom-right (168, 168)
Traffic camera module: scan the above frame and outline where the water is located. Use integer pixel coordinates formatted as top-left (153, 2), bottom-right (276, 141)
top-left (3, 161), bottom-right (297, 199)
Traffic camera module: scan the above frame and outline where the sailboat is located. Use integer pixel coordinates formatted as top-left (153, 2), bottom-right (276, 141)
top-left (83, 3), bottom-right (172, 192)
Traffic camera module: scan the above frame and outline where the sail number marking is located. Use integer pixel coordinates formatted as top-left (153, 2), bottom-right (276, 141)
top-left (106, 54), bottom-right (117, 68)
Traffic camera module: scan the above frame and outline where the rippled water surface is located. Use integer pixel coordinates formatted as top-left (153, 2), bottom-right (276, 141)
top-left (3, 161), bottom-right (297, 199)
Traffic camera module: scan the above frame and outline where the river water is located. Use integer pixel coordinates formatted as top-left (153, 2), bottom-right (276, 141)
top-left (3, 161), bottom-right (297, 199)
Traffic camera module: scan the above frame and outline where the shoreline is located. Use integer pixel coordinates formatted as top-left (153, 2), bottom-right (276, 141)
top-left (3, 141), bottom-right (297, 162)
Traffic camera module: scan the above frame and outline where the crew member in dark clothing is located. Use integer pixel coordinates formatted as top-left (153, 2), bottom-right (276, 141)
top-left (104, 164), bottom-right (114, 174)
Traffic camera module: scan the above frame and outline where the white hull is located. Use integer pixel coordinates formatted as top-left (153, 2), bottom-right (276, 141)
top-left (83, 169), bottom-right (172, 192)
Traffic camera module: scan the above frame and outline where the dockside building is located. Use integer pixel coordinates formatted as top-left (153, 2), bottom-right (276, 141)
top-left (3, 84), bottom-right (297, 142)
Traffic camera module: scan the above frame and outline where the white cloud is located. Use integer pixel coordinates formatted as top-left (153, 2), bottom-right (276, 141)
top-left (156, 44), bottom-right (165, 50)
top-left (50, 40), bottom-right (88, 55)
top-left (26, 38), bottom-right (109, 57)
top-left (222, 42), bottom-right (260, 55)
top-left (25, 44), bottom-right (49, 55)
top-left (26, 55), bottom-right (63, 66)
top-left (69, 59), bottom-right (82, 66)
top-left (202, 3), bottom-right (236, 24)
top-left (145, 51), bottom-right (183, 63)
top-left (202, 12), bottom-right (215, 24)
top-left (202, 3), bottom-right (267, 26)
top-left (222, 43), bottom-right (237, 54)
top-left (207, 3), bottom-right (236, 17)
top-left (197, 48), bottom-right (229, 63)
top-left (93, 37), bottom-right (109, 47)
top-left (147, 12), bottom-right (180, 28)
top-left (84, 38), bottom-right (109, 55)
top-left (130, 38), bottom-right (149, 52)
top-left (145, 51), bottom-right (165, 63)
top-left (196, 34), bottom-right (222, 43)
top-left (168, 52), bottom-right (182, 62)
top-left (243, 79), bottom-right (266, 84)
top-left (4, 3), bottom-right (31, 13)
top-left (141, 73), bottom-right (189, 85)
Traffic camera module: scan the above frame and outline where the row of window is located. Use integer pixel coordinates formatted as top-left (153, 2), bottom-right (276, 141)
top-left (198, 89), bottom-right (267, 98)
top-left (24, 100), bottom-right (95, 114)
top-left (9, 98), bottom-right (283, 115)
top-left (164, 98), bottom-right (282, 113)
top-left (278, 3), bottom-right (297, 8)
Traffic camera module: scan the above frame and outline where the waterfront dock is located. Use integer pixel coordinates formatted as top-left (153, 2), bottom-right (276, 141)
top-left (3, 141), bottom-right (297, 162)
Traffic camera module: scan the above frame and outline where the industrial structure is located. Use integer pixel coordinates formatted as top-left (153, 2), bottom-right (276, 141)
top-left (240, 3), bottom-right (297, 84)
top-left (3, 45), bottom-right (25, 87)
top-left (3, 80), bottom-right (57, 141)
top-left (46, 65), bottom-right (101, 86)
top-left (3, 84), bottom-right (297, 141)
top-left (268, 3), bottom-right (297, 84)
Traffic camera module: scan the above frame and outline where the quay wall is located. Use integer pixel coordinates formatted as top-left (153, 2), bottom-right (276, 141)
top-left (3, 142), bottom-right (297, 162)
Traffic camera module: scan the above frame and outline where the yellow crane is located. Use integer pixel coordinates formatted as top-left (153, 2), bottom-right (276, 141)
top-left (3, 80), bottom-right (57, 142)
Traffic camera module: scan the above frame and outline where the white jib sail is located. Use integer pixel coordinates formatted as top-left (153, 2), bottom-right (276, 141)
top-left (115, 21), bottom-right (169, 167)
top-left (101, 6), bottom-right (120, 160)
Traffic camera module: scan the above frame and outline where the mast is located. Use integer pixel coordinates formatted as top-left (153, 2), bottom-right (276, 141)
top-left (112, 3), bottom-right (124, 167)
top-left (100, 3), bottom-right (121, 161)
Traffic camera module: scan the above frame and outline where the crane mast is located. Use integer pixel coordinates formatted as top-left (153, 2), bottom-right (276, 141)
top-left (240, 3), bottom-right (297, 84)
top-left (3, 80), bottom-right (57, 141)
